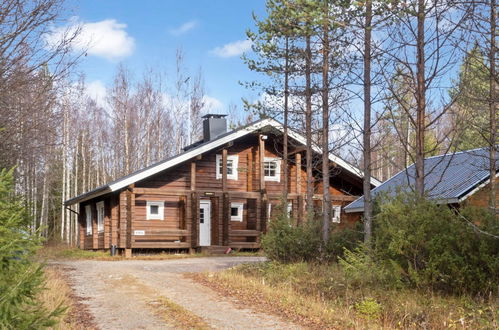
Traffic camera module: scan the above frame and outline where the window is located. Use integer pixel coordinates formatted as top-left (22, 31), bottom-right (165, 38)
top-left (85, 205), bottom-right (92, 235)
top-left (230, 202), bottom-right (244, 221)
top-left (216, 154), bottom-right (239, 180)
top-left (287, 202), bottom-right (292, 217)
top-left (96, 201), bottom-right (105, 233)
top-left (332, 205), bottom-right (341, 223)
top-left (147, 201), bottom-right (164, 220)
top-left (263, 158), bottom-right (281, 182)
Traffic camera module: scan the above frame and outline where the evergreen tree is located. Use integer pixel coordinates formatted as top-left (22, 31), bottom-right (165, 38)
top-left (449, 46), bottom-right (490, 150)
top-left (0, 168), bottom-right (64, 329)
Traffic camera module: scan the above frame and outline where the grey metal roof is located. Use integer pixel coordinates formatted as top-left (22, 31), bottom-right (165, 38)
top-left (345, 147), bottom-right (498, 212)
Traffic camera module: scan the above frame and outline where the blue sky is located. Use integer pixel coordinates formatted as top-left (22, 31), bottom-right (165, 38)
top-left (61, 0), bottom-right (268, 113)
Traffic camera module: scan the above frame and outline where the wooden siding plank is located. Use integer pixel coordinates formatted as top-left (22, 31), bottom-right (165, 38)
top-left (259, 135), bottom-right (265, 191)
top-left (222, 193), bottom-right (230, 245)
top-left (247, 151), bottom-right (253, 192)
top-left (190, 161), bottom-right (196, 190)
top-left (126, 189), bottom-right (133, 249)
top-left (260, 193), bottom-right (268, 234)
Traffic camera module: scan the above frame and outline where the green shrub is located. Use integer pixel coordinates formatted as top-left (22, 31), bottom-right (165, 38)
top-left (354, 297), bottom-right (382, 320)
top-left (341, 192), bottom-right (499, 295)
top-left (261, 204), bottom-right (322, 262)
top-left (262, 201), bottom-right (363, 263)
top-left (325, 223), bottom-right (363, 261)
top-left (0, 168), bottom-right (64, 328)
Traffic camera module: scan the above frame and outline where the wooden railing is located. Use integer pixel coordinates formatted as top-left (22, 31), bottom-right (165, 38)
top-left (132, 229), bottom-right (190, 248)
top-left (229, 229), bottom-right (261, 249)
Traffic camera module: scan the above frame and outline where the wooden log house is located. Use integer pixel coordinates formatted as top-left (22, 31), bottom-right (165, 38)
top-left (65, 115), bottom-right (380, 254)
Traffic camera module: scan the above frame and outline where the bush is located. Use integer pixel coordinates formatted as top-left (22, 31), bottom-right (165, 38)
top-left (341, 192), bottom-right (499, 295)
top-left (261, 204), bottom-right (322, 262)
top-left (262, 201), bottom-right (362, 263)
top-left (0, 168), bottom-right (64, 328)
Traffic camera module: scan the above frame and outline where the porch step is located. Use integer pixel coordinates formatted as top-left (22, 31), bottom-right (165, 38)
top-left (199, 245), bottom-right (231, 255)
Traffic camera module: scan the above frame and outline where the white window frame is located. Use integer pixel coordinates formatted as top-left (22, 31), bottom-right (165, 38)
top-left (332, 205), bottom-right (341, 223)
top-left (96, 201), bottom-right (105, 233)
top-left (230, 202), bottom-right (244, 222)
top-left (287, 202), bottom-right (292, 217)
top-left (216, 154), bottom-right (239, 180)
top-left (263, 157), bottom-right (281, 182)
top-left (146, 201), bottom-right (164, 220)
top-left (85, 205), bottom-right (92, 235)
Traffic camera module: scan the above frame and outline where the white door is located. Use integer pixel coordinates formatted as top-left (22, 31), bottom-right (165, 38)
top-left (199, 200), bottom-right (211, 246)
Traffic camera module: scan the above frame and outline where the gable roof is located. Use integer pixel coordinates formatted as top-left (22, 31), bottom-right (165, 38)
top-left (65, 118), bottom-right (381, 205)
top-left (345, 147), bottom-right (498, 213)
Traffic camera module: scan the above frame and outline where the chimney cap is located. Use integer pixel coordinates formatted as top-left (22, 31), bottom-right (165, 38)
top-left (202, 114), bottom-right (227, 119)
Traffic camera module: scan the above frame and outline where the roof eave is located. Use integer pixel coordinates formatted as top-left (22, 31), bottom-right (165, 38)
top-left (64, 185), bottom-right (112, 206)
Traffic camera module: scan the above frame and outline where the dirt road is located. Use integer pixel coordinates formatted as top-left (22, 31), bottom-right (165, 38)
top-left (56, 257), bottom-right (302, 329)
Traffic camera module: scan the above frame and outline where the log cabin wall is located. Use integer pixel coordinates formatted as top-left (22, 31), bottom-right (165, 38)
top-left (78, 132), bottom-right (363, 250)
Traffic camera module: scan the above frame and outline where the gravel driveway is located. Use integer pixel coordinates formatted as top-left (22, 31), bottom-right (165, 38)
top-left (55, 257), bottom-right (301, 329)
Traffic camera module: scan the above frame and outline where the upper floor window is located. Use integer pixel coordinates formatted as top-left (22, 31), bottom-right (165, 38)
top-left (85, 205), bottom-right (92, 235)
top-left (147, 201), bottom-right (164, 220)
top-left (216, 154), bottom-right (238, 180)
top-left (96, 201), bottom-right (105, 232)
top-left (264, 157), bottom-right (281, 182)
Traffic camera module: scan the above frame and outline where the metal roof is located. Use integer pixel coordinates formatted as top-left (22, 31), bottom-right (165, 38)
top-left (65, 118), bottom-right (381, 206)
top-left (345, 147), bottom-right (499, 213)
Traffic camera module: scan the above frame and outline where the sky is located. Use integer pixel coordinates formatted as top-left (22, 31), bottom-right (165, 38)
top-left (58, 0), bottom-right (268, 114)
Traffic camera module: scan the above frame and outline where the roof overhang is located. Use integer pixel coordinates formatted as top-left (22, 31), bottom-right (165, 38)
top-left (65, 118), bottom-right (380, 205)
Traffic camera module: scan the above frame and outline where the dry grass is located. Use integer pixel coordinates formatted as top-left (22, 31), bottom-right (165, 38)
top-left (40, 266), bottom-right (97, 329)
top-left (191, 262), bottom-right (498, 329)
top-left (148, 297), bottom-right (211, 330)
top-left (38, 244), bottom-right (261, 261)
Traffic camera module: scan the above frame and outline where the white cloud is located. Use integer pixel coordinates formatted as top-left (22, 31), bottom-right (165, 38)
top-left (203, 95), bottom-right (223, 111)
top-left (210, 39), bottom-right (252, 58)
top-left (85, 80), bottom-right (107, 108)
top-left (169, 20), bottom-right (198, 36)
top-left (46, 17), bottom-right (135, 60)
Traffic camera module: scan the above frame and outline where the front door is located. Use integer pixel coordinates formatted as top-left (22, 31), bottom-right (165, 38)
top-left (199, 200), bottom-right (211, 246)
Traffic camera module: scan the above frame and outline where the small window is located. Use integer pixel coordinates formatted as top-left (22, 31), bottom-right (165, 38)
top-left (147, 201), bottom-right (164, 220)
top-left (85, 205), bottom-right (92, 235)
top-left (287, 202), bottom-right (292, 217)
top-left (230, 202), bottom-right (244, 221)
top-left (264, 158), bottom-right (281, 182)
top-left (216, 154), bottom-right (239, 180)
top-left (96, 201), bottom-right (105, 233)
top-left (332, 205), bottom-right (341, 223)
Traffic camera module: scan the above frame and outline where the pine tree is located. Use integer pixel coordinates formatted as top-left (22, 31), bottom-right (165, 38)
top-left (0, 168), bottom-right (64, 328)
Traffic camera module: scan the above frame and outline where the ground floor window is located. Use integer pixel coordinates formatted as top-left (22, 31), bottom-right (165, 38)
top-left (96, 201), bottom-right (105, 232)
top-left (85, 205), bottom-right (92, 235)
top-left (230, 202), bottom-right (244, 221)
top-left (146, 201), bottom-right (164, 220)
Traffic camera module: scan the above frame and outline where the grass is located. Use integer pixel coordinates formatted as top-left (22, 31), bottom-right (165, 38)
top-left (38, 243), bottom-right (262, 261)
top-left (191, 261), bottom-right (498, 329)
top-left (148, 297), bottom-right (210, 330)
top-left (39, 266), bottom-right (97, 329)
